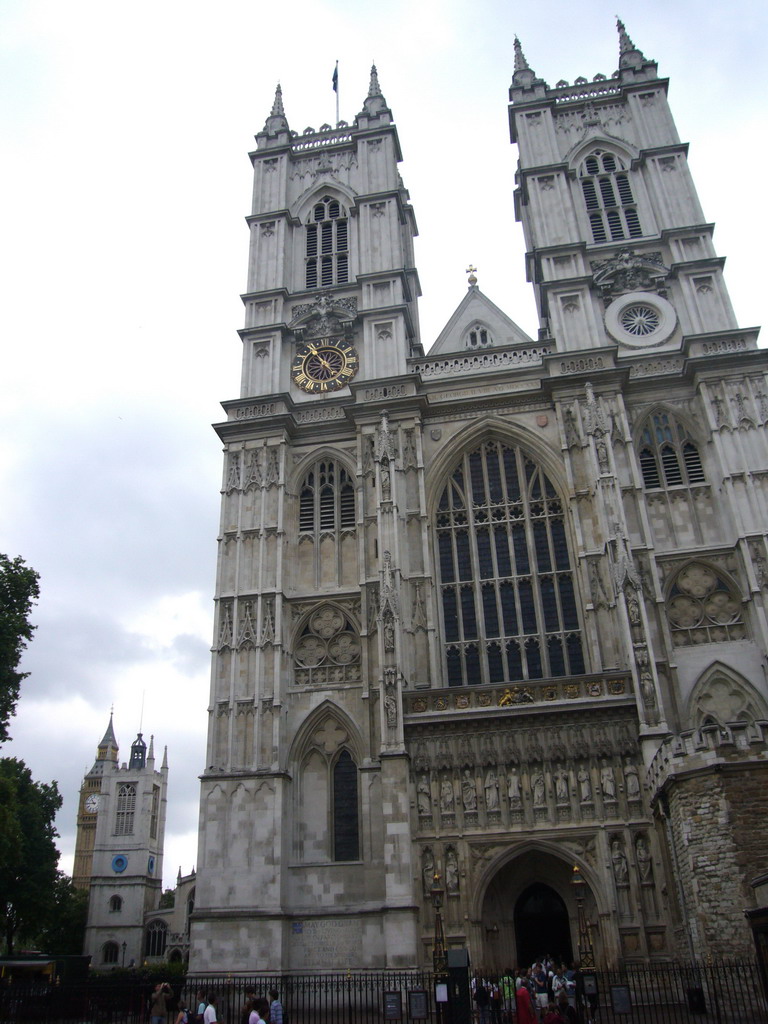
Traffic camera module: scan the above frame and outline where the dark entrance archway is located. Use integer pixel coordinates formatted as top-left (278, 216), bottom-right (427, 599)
top-left (514, 882), bottom-right (573, 967)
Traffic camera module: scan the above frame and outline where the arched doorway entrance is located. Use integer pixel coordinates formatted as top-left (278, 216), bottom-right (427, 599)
top-left (514, 882), bottom-right (572, 967)
top-left (479, 848), bottom-right (593, 969)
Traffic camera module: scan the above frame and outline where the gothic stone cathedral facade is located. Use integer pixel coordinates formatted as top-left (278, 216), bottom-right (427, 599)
top-left (190, 26), bottom-right (768, 972)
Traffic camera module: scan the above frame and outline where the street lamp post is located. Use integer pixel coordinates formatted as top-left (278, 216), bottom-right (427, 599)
top-left (121, 941), bottom-right (127, 968)
top-left (431, 872), bottom-right (448, 978)
top-left (571, 865), bottom-right (595, 969)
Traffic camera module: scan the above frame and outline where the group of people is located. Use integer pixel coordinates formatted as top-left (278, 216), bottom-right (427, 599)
top-left (473, 961), bottom-right (586, 1024)
top-left (149, 983), bottom-right (284, 1024)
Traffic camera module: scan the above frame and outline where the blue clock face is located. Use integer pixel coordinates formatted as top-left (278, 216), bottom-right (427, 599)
top-left (112, 855), bottom-right (128, 873)
top-left (148, 856), bottom-right (156, 875)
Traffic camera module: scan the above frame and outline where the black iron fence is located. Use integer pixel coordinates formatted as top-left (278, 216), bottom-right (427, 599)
top-left (0, 962), bottom-right (766, 1024)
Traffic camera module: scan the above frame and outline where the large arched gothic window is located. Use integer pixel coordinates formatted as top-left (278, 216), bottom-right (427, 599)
top-left (305, 195), bottom-right (349, 289)
top-left (436, 441), bottom-right (584, 686)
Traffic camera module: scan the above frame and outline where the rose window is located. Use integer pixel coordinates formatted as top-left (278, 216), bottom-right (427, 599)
top-left (619, 304), bottom-right (660, 336)
top-left (294, 605), bottom-right (361, 685)
top-left (667, 563), bottom-right (745, 646)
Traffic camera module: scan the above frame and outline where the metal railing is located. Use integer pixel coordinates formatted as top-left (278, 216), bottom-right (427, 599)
top-left (1, 961), bottom-right (766, 1024)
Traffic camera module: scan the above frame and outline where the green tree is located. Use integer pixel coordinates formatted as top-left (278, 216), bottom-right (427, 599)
top-left (0, 553), bottom-right (40, 742)
top-left (34, 872), bottom-right (88, 955)
top-left (0, 757), bottom-right (62, 954)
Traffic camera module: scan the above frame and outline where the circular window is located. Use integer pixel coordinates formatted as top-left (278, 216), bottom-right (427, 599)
top-left (112, 854), bottom-right (128, 874)
top-left (605, 291), bottom-right (677, 348)
top-left (619, 304), bottom-right (660, 336)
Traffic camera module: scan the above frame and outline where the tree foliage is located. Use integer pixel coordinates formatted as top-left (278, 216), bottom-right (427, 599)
top-left (0, 553), bottom-right (40, 742)
top-left (0, 757), bottom-right (62, 955)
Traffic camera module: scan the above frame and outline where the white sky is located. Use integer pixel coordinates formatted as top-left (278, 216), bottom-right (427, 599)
top-left (1, 0), bottom-right (766, 890)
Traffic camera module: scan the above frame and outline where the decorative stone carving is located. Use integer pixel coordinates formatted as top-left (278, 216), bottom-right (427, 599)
top-left (445, 846), bottom-right (460, 895)
top-left (554, 766), bottom-right (569, 804)
top-left (237, 602), bottom-right (258, 648)
top-left (217, 603), bottom-right (233, 649)
top-left (416, 774), bottom-right (431, 817)
top-left (507, 766), bottom-right (522, 807)
top-left (578, 766), bottom-right (593, 803)
top-left (461, 768), bottom-right (477, 811)
top-left (440, 774), bottom-right (455, 814)
top-left (611, 838), bottom-right (629, 885)
top-left (484, 769), bottom-right (500, 811)
top-left (384, 668), bottom-right (398, 728)
top-left (422, 847), bottom-right (435, 896)
top-left (601, 762), bottom-right (617, 801)
top-left (624, 760), bottom-right (641, 799)
top-left (531, 769), bottom-right (546, 807)
top-left (636, 834), bottom-right (653, 883)
top-left (590, 249), bottom-right (668, 300)
top-left (226, 452), bottom-right (241, 492)
top-left (260, 599), bottom-right (275, 647)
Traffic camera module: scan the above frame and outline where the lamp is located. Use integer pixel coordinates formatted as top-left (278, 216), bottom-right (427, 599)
top-left (431, 872), bottom-right (448, 978)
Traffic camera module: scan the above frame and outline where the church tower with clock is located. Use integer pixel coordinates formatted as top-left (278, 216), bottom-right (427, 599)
top-left (191, 26), bottom-right (768, 972)
top-left (73, 714), bottom-right (119, 891)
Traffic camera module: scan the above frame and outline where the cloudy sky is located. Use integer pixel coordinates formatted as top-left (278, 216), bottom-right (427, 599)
top-left (1, 0), bottom-right (766, 890)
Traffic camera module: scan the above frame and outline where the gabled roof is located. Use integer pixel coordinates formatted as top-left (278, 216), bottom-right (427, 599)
top-left (429, 285), bottom-right (534, 356)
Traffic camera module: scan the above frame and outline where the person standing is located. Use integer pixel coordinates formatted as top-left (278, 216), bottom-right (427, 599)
top-left (151, 983), bottom-right (173, 1024)
top-left (516, 978), bottom-right (537, 1024)
top-left (204, 993), bottom-right (220, 1024)
top-left (269, 990), bottom-right (284, 1024)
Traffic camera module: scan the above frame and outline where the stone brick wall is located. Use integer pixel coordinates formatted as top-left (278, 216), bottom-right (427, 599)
top-left (664, 764), bottom-right (768, 958)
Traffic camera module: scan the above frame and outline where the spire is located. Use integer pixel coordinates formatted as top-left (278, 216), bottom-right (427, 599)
top-left (513, 36), bottom-right (530, 73)
top-left (161, 745), bottom-right (168, 770)
top-left (262, 82), bottom-right (289, 135)
top-left (270, 82), bottom-right (285, 117)
top-left (359, 63), bottom-right (390, 120)
top-left (511, 35), bottom-right (538, 88)
top-left (90, 712), bottom-right (119, 773)
top-left (616, 17), bottom-right (647, 70)
top-left (147, 734), bottom-right (155, 764)
top-left (98, 712), bottom-right (117, 753)
top-left (368, 63), bottom-right (382, 98)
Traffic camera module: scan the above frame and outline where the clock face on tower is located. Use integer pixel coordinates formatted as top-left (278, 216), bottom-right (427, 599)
top-left (85, 794), bottom-right (99, 813)
top-left (292, 337), bottom-right (358, 393)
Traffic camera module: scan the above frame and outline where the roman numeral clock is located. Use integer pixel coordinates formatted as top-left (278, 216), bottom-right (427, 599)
top-left (291, 336), bottom-right (358, 393)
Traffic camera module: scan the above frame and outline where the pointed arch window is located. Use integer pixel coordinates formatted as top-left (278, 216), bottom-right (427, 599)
top-left (144, 920), bottom-right (168, 958)
top-left (114, 783), bottom-right (136, 836)
top-left (638, 412), bottom-right (705, 490)
top-left (299, 460), bottom-right (355, 535)
top-left (109, 895), bottom-right (123, 913)
top-left (580, 150), bottom-right (642, 243)
top-left (333, 750), bottom-right (360, 861)
top-left (436, 440), bottom-right (584, 686)
top-left (305, 195), bottom-right (349, 289)
top-left (102, 942), bottom-right (119, 965)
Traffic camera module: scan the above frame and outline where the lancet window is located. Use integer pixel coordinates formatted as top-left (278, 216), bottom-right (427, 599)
top-left (580, 150), bottom-right (642, 243)
top-left (299, 460), bottom-right (355, 535)
top-left (114, 783), bottom-right (136, 836)
top-left (436, 440), bottom-right (584, 686)
top-left (305, 195), bottom-right (349, 289)
top-left (638, 412), bottom-right (705, 490)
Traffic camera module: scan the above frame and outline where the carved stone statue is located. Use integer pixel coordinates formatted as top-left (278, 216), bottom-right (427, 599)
top-left (636, 835), bottom-right (653, 883)
top-left (462, 769), bottom-right (477, 811)
top-left (601, 762), bottom-right (617, 800)
top-left (555, 767), bottom-right (569, 803)
top-left (578, 766), bottom-right (592, 803)
top-left (624, 761), bottom-right (641, 799)
top-left (611, 840), bottom-right (629, 884)
top-left (440, 775), bottom-right (454, 813)
top-left (422, 848), bottom-right (435, 897)
top-left (507, 766), bottom-right (522, 807)
top-left (417, 774), bottom-right (431, 816)
top-left (484, 769), bottom-right (500, 811)
top-left (446, 847), bottom-right (460, 895)
top-left (532, 770), bottom-right (546, 807)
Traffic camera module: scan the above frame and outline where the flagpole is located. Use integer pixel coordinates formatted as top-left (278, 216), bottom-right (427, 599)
top-left (334, 60), bottom-right (339, 125)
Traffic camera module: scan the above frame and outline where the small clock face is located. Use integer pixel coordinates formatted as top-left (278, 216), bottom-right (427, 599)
top-left (292, 338), bottom-right (358, 393)
top-left (85, 794), bottom-right (99, 813)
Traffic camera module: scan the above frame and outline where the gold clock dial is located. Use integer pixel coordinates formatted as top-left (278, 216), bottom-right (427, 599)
top-left (292, 338), bottom-right (358, 393)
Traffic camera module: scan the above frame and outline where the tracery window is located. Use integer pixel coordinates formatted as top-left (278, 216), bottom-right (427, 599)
top-left (299, 460), bottom-right (355, 535)
top-left (667, 563), bottom-right (745, 646)
top-left (297, 458), bottom-right (357, 588)
top-left (114, 783), bottom-right (136, 836)
top-left (436, 440), bottom-right (584, 686)
top-left (294, 605), bottom-right (361, 686)
top-left (580, 150), bottom-right (642, 243)
top-left (144, 920), bottom-right (168, 958)
top-left (466, 323), bottom-right (493, 349)
top-left (638, 412), bottom-right (705, 489)
top-left (305, 195), bottom-right (349, 289)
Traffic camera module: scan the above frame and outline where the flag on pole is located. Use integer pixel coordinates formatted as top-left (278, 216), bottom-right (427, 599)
top-left (332, 62), bottom-right (338, 93)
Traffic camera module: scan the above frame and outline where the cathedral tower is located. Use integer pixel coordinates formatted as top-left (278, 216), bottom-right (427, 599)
top-left (73, 714), bottom-right (118, 891)
top-left (193, 26), bottom-right (768, 971)
top-left (83, 731), bottom-right (169, 968)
